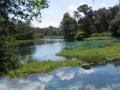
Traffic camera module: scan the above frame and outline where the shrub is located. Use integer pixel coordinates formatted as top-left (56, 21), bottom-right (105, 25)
top-left (75, 32), bottom-right (86, 40)
top-left (91, 32), bottom-right (112, 37)
top-left (90, 33), bottom-right (98, 37)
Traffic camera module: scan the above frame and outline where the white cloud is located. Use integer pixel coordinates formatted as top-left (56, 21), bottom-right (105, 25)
top-left (1, 79), bottom-right (45, 90)
top-left (69, 86), bottom-right (79, 90)
top-left (57, 71), bottom-right (75, 80)
top-left (68, 5), bottom-right (77, 16)
top-left (85, 85), bottom-right (97, 90)
top-left (38, 74), bottom-right (53, 83)
top-left (80, 68), bottom-right (95, 74)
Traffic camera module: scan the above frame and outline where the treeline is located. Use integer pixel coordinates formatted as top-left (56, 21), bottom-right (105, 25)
top-left (15, 23), bottom-right (63, 40)
top-left (0, 22), bottom-right (62, 41)
top-left (34, 26), bottom-right (63, 37)
top-left (61, 4), bottom-right (120, 41)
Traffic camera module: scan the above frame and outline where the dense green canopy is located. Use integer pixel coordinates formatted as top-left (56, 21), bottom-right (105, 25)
top-left (0, 0), bottom-right (49, 75)
top-left (0, 0), bottom-right (48, 23)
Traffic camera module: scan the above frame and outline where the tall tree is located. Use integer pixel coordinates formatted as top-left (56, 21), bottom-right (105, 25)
top-left (109, 12), bottom-right (120, 38)
top-left (61, 13), bottom-right (77, 41)
top-left (75, 4), bottom-right (95, 35)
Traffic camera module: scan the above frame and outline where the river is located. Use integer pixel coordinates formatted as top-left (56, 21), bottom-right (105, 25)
top-left (0, 38), bottom-right (120, 90)
top-left (1, 60), bottom-right (120, 90)
top-left (17, 38), bottom-right (116, 61)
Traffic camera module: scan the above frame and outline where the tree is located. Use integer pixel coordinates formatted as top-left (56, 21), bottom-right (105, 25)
top-left (61, 13), bottom-right (77, 41)
top-left (77, 4), bottom-right (91, 15)
top-left (109, 12), bottom-right (120, 38)
top-left (74, 4), bottom-right (95, 35)
top-left (0, 0), bottom-right (49, 75)
top-left (0, 0), bottom-right (48, 22)
top-left (74, 4), bottom-right (120, 37)
top-left (75, 31), bottom-right (86, 40)
top-left (0, 0), bottom-right (49, 36)
top-left (94, 8), bottom-right (111, 33)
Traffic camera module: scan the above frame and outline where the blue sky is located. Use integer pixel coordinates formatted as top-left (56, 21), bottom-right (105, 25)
top-left (32, 0), bottom-right (119, 28)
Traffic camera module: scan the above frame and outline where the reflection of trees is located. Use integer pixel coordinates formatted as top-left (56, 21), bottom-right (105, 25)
top-left (17, 42), bottom-right (36, 57)
top-left (96, 58), bottom-right (120, 67)
top-left (36, 39), bottom-right (64, 45)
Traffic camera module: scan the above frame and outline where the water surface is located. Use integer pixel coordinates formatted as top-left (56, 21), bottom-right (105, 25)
top-left (17, 39), bottom-right (117, 61)
top-left (1, 39), bottom-right (120, 90)
top-left (1, 60), bottom-right (120, 90)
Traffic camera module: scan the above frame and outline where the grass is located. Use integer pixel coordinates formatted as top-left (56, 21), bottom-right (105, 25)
top-left (58, 42), bottom-right (120, 63)
top-left (85, 36), bottom-right (112, 40)
top-left (7, 60), bottom-right (84, 77)
top-left (15, 39), bottom-right (36, 45)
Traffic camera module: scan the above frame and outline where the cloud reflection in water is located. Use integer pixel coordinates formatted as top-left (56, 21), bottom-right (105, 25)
top-left (1, 64), bottom-right (120, 90)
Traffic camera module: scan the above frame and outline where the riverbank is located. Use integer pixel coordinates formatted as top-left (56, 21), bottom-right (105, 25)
top-left (7, 60), bottom-right (84, 77)
top-left (58, 42), bottom-right (120, 63)
top-left (85, 36), bottom-right (112, 40)
top-left (6, 41), bottom-right (120, 78)
top-left (15, 39), bottom-right (37, 45)
top-left (15, 36), bottom-right (112, 45)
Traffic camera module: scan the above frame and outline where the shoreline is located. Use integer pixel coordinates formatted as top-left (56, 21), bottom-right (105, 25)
top-left (3, 40), bottom-right (120, 78)
top-left (6, 57), bottom-right (120, 78)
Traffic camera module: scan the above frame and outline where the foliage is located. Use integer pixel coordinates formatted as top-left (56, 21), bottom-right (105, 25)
top-left (0, 37), bottom-right (20, 76)
top-left (90, 32), bottom-right (112, 37)
top-left (109, 12), bottom-right (120, 38)
top-left (73, 4), bottom-right (120, 38)
top-left (85, 37), bottom-right (112, 40)
top-left (75, 31), bottom-right (86, 40)
top-left (0, 0), bottom-right (49, 23)
top-left (61, 13), bottom-right (78, 41)
top-left (0, 0), bottom-right (49, 75)
top-left (34, 26), bottom-right (63, 36)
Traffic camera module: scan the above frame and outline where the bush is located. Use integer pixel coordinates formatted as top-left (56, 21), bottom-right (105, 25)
top-left (100, 32), bottom-right (112, 37)
top-left (15, 32), bottom-right (34, 40)
top-left (109, 17), bottom-right (120, 38)
top-left (91, 32), bottom-right (112, 37)
top-left (33, 33), bottom-right (43, 39)
top-left (90, 33), bottom-right (98, 37)
top-left (75, 32), bottom-right (86, 40)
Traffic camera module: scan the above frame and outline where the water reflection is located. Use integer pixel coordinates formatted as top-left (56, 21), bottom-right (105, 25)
top-left (1, 60), bottom-right (120, 90)
top-left (32, 39), bottom-right (66, 61)
top-left (17, 43), bottom-right (36, 57)
top-left (16, 39), bottom-right (117, 61)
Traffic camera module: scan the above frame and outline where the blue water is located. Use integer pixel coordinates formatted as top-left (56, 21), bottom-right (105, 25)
top-left (1, 39), bottom-right (120, 90)
top-left (17, 39), bottom-right (117, 61)
top-left (1, 61), bottom-right (120, 90)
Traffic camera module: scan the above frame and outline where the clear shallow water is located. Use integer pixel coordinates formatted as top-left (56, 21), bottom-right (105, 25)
top-left (17, 38), bottom-right (117, 61)
top-left (1, 61), bottom-right (120, 90)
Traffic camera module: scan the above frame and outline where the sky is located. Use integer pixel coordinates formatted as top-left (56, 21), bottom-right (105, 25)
top-left (32, 0), bottom-right (119, 28)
